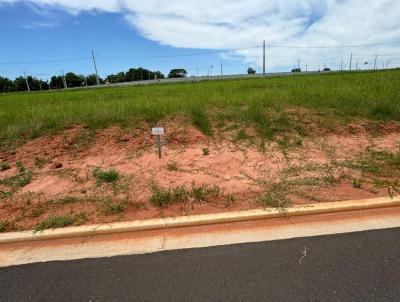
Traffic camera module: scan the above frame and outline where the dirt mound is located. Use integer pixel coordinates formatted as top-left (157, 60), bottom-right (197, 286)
top-left (1, 121), bottom-right (400, 232)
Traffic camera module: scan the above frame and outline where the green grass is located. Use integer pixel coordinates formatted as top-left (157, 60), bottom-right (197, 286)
top-left (0, 170), bottom-right (32, 190)
top-left (191, 184), bottom-right (220, 202)
top-left (0, 220), bottom-right (10, 233)
top-left (0, 161), bottom-right (10, 171)
top-left (48, 196), bottom-right (80, 205)
top-left (92, 167), bottom-right (120, 183)
top-left (99, 198), bottom-right (126, 215)
top-left (34, 213), bottom-right (87, 232)
top-left (1, 70), bottom-right (399, 148)
top-left (202, 148), bottom-right (210, 156)
top-left (16, 161), bottom-right (26, 172)
top-left (344, 148), bottom-right (400, 177)
top-left (257, 182), bottom-right (292, 212)
top-left (149, 184), bottom-right (220, 208)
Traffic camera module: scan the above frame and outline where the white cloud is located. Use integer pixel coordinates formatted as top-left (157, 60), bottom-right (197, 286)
top-left (2, 0), bottom-right (400, 71)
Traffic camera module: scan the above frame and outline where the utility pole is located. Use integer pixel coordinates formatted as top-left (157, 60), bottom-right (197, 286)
top-left (355, 60), bottom-right (358, 70)
top-left (340, 59), bottom-right (343, 71)
top-left (374, 54), bottom-right (378, 70)
top-left (23, 71), bottom-right (30, 92)
top-left (297, 58), bottom-right (300, 69)
top-left (62, 70), bottom-right (67, 89)
top-left (140, 68), bottom-right (143, 81)
top-left (349, 53), bottom-right (353, 71)
top-left (306, 63), bottom-right (308, 72)
top-left (91, 49), bottom-right (100, 85)
top-left (85, 76), bottom-right (88, 86)
top-left (262, 40), bottom-right (266, 77)
top-left (220, 61), bottom-right (223, 77)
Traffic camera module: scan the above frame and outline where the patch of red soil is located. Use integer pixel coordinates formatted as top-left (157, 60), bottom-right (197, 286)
top-left (1, 121), bottom-right (399, 231)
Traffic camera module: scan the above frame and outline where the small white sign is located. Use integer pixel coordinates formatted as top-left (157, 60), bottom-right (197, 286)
top-left (152, 127), bottom-right (164, 135)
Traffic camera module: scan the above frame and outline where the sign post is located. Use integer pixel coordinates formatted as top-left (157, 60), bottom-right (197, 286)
top-left (151, 127), bottom-right (164, 159)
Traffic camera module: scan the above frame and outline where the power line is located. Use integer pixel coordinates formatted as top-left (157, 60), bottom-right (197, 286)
top-left (97, 46), bottom-right (261, 60)
top-left (0, 57), bottom-right (90, 65)
top-left (1, 41), bottom-right (397, 65)
top-left (266, 42), bottom-right (394, 49)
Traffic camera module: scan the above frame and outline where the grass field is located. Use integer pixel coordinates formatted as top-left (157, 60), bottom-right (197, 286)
top-left (0, 70), bottom-right (399, 148)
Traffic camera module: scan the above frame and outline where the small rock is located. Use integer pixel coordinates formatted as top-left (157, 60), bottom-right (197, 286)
top-left (119, 135), bottom-right (130, 142)
top-left (51, 162), bottom-right (63, 169)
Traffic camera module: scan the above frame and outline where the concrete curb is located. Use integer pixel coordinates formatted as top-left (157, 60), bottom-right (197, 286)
top-left (0, 196), bottom-right (399, 245)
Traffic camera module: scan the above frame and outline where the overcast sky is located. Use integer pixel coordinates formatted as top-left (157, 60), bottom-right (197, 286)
top-left (1, 0), bottom-right (399, 79)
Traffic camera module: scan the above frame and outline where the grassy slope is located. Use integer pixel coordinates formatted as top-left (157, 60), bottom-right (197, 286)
top-left (0, 70), bottom-right (399, 147)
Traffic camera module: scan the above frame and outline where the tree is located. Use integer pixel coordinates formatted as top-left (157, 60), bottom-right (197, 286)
top-left (86, 74), bottom-right (104, 86)
top-left (50, 76), bottom-right (64, 89)
top-left (106, 72), bottom-right (127, 84)
top-left (291, 68), bottom-right (301, 72)
top-left (323, 67), bottom-right (331, 72)
top-left (64, 72), bottom-right (85, 88)
top-left (247, 67), bottom-right (256, 74)
top-left (153, 71), bottom-right (165, 80)
top-left (0, 76), bottom-right (15, 93)
top-left (168, 69), bottom-right (187, 78)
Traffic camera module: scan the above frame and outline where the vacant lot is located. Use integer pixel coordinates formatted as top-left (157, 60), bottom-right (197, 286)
top-left (1, 70), bottom-right (399, 232)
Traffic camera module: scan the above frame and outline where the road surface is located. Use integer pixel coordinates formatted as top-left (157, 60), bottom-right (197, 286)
top-left (1, 227), bottom-right (399, 301)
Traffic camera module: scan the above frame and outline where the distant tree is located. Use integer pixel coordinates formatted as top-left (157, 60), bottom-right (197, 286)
top-left (153, 71), bottom-right (165, 80)
top-left (0, 76), bottom-right (15, 93)
top-left (168, 69), bottom-right (187, 78)
top-left (50, 76), bottom-right (65, 89)
top-left (107, 72), bottom-right (127, 84)
top-left (125, 68), bottom-right (140, 81)
top-left (323, 67), bottom-right (331, 72)
top-left (13, 75), bottom-right (46, 91)
top-left (86, 74), bottom-right (103, 86)
top-left (64, 72), bottom-right (85, 88)
top-left (14, 76), bottom-right (28, 91)
top-left (247, 67), bottom-right (256, 74)
top-left (291, 68), bottom-right (301, 72)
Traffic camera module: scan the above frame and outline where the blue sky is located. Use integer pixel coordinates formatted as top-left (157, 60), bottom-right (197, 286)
top-left (1, 0), bottom-right (399, 80)
top-left (0, 2), bottom-right (255, 80)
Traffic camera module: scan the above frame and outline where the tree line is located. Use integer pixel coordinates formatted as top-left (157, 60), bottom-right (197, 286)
top-left (0, 68), bottom-right (188, 93)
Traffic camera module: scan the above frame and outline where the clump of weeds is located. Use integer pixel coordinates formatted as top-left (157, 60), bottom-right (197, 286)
top-left (257, 182), bottom-right (292, 214)
top-left (352, 178), bottom-right (363, 189)
top-left (0, 162), bottom-right (10, 171)
top-left (191, 183), bottom-right (220, 202)
top-left (35, 213), bottom-right (87, 232)
top-left (225, 193), bottom-right (236, 207)
top-left (149, 183), bottom-right (221, 208)
top-left (92, 167), bottom-right (120, 184)
top-left (202, 148), bottom-right (210, 156)
top-left (0, 168), bottom-right (33, 191)
top-left (166, 162), bottom-right (179, 171)
top-left (16, 161), bottom-right (26, 172)
top-left (99, 198), bottom-right (126, 216)
top-left (48, 195), bottom-right (80, 206)
top-left (0, 220), bottom-right (11, 233)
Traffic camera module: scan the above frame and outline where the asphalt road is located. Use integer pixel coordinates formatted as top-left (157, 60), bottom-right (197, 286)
top-left (1, 227), bottom-right (399, 302)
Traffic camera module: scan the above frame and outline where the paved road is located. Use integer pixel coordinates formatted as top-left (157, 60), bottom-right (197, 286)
top-left (1, 227), bottom-right (399, 302)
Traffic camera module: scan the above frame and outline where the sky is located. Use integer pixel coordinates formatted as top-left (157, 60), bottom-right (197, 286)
top-left (0, 0), bottom-right (400, 80)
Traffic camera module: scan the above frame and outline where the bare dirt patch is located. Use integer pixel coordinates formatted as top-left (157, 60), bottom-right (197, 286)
top-left (1, 121), bottom-right (400, 232)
